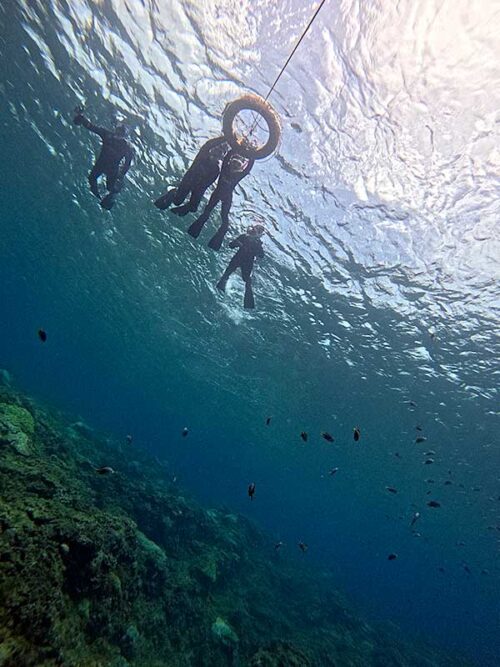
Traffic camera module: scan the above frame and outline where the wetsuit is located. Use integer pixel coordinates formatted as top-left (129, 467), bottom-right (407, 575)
top-left (216, 232), bottom-right (264, 309)
top-left (74, 113), bottom-right (133, 210)
top-left (187, 152), bottom-right (254, 251)
top-left (154, 136), bottom-right (230, 213)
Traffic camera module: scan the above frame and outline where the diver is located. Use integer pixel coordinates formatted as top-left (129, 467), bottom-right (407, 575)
top-left (187, 151), bottom-right (254, 250)
top-left (73, 108), bottom-right (133, 210)
top-left (154, 136), bottom-right (231, 214)
top-left (216, 224), bottom-right (264, 309)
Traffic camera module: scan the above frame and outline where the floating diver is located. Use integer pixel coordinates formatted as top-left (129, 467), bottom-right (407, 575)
top-left (73, 107), bottom-right (133, 210)
top-left (38, 329), bottom-right (47, 343)
top-left (216, 224), bottom-right (265, 309)
top-left (248, 482), bottom-right (256, 500)
top-left (154, 136), bottom-right (231, 214)
top-left (188, 151), bottom-right (254, 250)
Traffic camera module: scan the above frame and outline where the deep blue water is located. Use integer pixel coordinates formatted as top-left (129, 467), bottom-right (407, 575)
top-left (1, 0), bottom-right (499, 664)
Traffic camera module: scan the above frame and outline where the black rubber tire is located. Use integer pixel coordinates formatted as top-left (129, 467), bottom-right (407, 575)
top-left (222, 94), bottom-right (281, 160)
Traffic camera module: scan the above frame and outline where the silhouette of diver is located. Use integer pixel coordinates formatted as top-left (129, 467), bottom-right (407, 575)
top-left (154, 136), bottom-right (231, 213)
top-left (216, 224), bottom-right (264, 309)
top-left (73, 109), bottom-right (133, 210)
top-left (187, 151), bottom-right (254, 250)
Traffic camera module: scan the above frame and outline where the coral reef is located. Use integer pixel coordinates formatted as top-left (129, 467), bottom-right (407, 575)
top-left (0, 376), bottom-right (470, 666)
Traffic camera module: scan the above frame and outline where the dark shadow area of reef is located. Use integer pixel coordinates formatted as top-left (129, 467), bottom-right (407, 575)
top-left (0, 371), bottom-right (471, 666)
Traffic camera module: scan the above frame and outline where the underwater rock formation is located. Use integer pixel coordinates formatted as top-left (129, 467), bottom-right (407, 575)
top-left (0, 376), bottom-right (470, 666)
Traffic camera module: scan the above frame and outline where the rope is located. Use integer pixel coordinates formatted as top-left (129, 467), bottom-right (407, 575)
top-left (264, 0), bottom-right (328, 102)
top-left (241, 0), bottom-right (328, 145)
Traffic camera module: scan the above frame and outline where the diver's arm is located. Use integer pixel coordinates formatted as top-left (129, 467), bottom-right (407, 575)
top-left (197, 136), bottom-right (226, 159)
top-left (229, 234), bottom-right (246, 249)
top-left (189, 136), bottom-right (226, 170)
top-left (74, 114), bottom-right (108, 139)
top-left (255, 242), bottom-right (265, 259)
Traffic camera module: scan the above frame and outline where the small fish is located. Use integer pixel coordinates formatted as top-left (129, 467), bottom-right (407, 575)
top-left (181, 427), bottom-right (189, 437)
top-left (95, 466), bottom-right (115, 475)
top-left (290, 122), bottom-right (302, 133)
top-left (427, 500), bottom-right (441, 508)
top-left (38, 329), bottom-right (47, 342)
top-left (415, 436), bottom-right (427, 443)
top-left (298, 541), bottom-right (308, 553)
top-left (481, 569), bottom-right (489, 575)
top-left (248, 482), bottom-right (256, 500)
top-left (424, 451), bottom-right (436, 456)
top-left (394, 452), bottom-right (402, 459)
top-left (456, 541), bottom-right (466, 547)
top-left (424, 458), bottom-right (435, 465)
top-left (438, 567), bottom-right (445, 573)
top-left (386, 486), bottom-right (398, 494)
top-left (444, 480), bottom-right (452, 486)
top-left (410, 511), bottom-right (420, 527)
top-left (416, 425), bottom-right (423, 431)
top-left (425, 479), bottom-right (435, 484)
top-left (300, 432), bottom-right (308, 442)
top-left (321, 431), bottom-right (334, 442)
top-left (353, 427), bottom-right (361, 442)
top-left (328, 467), bottom-right (339, 476)
top-left (125, 434), bottom-right (133, 444)
top-left (274, 541), bottom-right (283, 551)
top-left (387, 553), bottom-right (398, 561)
top-left (462, 564), bottom-right (471, 575)
top-left (265, 416), bottom-right (272, 426)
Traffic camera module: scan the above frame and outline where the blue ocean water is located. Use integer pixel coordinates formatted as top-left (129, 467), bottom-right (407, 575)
top-left (1, 0), bottom-right (499, 664)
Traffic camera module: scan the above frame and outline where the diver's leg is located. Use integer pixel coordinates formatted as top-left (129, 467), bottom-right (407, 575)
top-left (216, 258), bottom-right (238, 292)
top-left (154, 168), bottom-right (195, 210)
top-left (208, 193), bottom-right (232, 251)
top-left (171, 184), bottom-right (204, 216)
top-left (101, 168), bottom-right (121, 209)
top-left (154, 188), bottom-right (177, 210)
top-left (187, 190), bottom-right (219, 239)
top-left (88, 163), bottom-right (103, 198)
top-left (106, 166), bottom-right (123, 194)
top-left (172, 168), bottom-right (196, 205)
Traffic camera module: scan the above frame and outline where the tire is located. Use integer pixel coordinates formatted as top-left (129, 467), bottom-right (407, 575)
top-left (222, 94), bottom-right (281, 160)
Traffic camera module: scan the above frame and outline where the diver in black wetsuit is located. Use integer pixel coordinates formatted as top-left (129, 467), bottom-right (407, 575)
top-left (73, 109), bottom-right (134, 210)
top-left (187, 151), bottom-right (254, 251)
top-left (154, 136), bottom-right (231, 213)
top-left (216, 224), bottom-right (265, 309)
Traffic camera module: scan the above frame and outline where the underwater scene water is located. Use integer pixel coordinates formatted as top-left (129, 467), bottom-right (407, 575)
top-left (0, 0), bottom-right (499, 665)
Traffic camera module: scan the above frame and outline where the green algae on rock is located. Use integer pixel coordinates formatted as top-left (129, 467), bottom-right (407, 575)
top-left (0, 402), bottom-right (36, 456)
top-left (0, 380), bottom-right (472, 666)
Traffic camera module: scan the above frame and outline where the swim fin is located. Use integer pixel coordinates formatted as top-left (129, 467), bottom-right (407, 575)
top-left (100, 193), bottom-right (115, 210)
top-left (154, 189), bottom-right (176, 210)
top-left (243, 282), bottom-right (255, 309)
